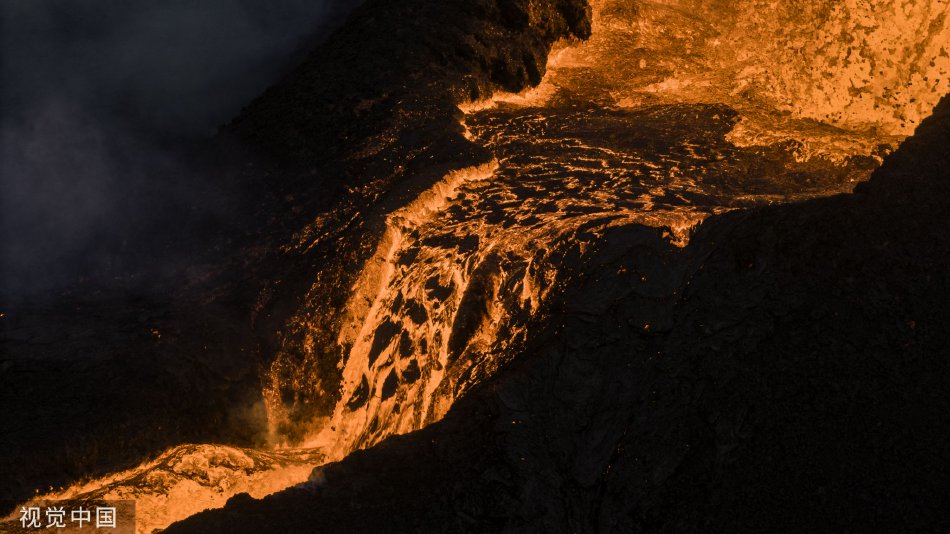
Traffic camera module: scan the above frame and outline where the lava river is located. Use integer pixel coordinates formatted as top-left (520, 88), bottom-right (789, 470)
top-left (5, 0), bottom-right (948, 532)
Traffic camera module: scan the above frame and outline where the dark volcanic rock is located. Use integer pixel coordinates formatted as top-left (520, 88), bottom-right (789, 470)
top-left (166, 95), bottom-right (950, 532)
top-left (229, 0), bottom-right (592, 166)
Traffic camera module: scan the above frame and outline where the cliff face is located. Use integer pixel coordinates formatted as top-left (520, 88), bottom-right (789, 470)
top-left (228, 0), bottom-right (592, 164)
top-left (168, 91), bottom-right (950, 534)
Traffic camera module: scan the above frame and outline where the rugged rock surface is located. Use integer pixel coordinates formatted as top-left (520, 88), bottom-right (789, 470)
top-left (166, 94), bottom-right (950, 532)
top-left (236, 0), bottom-right (594, 443)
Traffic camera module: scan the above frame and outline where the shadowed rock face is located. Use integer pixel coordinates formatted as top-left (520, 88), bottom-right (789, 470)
top-left (228, 0), bottom-right (592, 164)
top-left (166, 93), bottom-right (950, 533)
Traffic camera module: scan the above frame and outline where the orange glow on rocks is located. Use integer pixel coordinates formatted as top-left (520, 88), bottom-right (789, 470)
top-left (12, 2), bottom-right (947, 533)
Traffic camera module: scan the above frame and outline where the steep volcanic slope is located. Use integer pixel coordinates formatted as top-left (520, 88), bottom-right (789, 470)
top-left (5, 0), bottom-right (950, 532)
top-left (259, 0), bottom-right (949, 460)
top-left (165, 1), bottom-right (950, 529)
top-left (167, 0), bottom-right (950, 531)
top-left (167, 90), bottom-right (950, 534)
top-left (221, 0), bottom-right (595, 452)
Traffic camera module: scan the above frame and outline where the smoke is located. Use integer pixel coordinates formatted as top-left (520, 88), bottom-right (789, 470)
top-left (0, 0), bottom-right (363, 295)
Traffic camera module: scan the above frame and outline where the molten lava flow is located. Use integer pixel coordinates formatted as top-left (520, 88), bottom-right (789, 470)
top-left (570, 0), bottom-right (950, 135)
top-left (300, 161), bottom-right (505, 456)
top-left (265, 0), bottom-right (950, 472)
top-left (2, 445), bottom-right (323, 534)
top-left (14, 2), bottom-right (948, 532)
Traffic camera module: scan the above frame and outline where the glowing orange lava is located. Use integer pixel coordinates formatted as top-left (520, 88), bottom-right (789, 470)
top-left (11, 2), bottom-right (948, 532)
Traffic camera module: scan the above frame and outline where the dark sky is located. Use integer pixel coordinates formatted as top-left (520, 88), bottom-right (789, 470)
top-left (0, 0), bottom-right (363, 295)
top-left (1, 0), bottom-right (361, 135)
